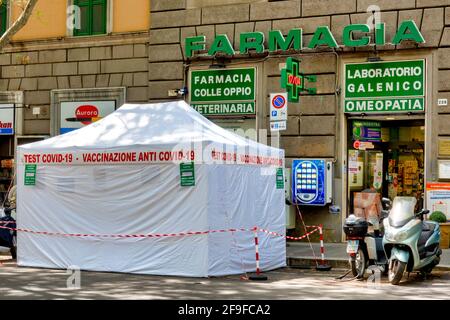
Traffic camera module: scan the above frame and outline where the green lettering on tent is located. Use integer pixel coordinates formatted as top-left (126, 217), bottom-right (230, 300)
top-left (268, 29), bottom-right (302, 52)
top-left (392, 20), bottom-right (425, 45)
top-left (240, 32), bottom-right (265, 54)
top-left (208, 34), bottom-right (235, 56)
top-left (343, 24), bottom-right (370, 47)
top-left (185, 36), bottom-right (206, 58)
top-left (308, 26), bottom-right (338, 49)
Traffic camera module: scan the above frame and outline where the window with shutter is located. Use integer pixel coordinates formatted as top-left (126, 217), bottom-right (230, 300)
top-left (73, 0), bottom-right (107, 36)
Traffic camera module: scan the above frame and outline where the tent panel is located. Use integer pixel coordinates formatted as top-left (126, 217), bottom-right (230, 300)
top-left (17, 235), bottom-right (209, 277)
top-left (207, 165), bottom-right (286, 276)
top-left (17, 163), bottom-right (209, 276)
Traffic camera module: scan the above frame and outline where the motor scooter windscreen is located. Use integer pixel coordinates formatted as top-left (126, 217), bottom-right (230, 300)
top-left (388, 197), bottom-right (416, 228)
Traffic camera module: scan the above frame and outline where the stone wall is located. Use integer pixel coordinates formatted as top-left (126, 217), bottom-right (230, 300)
top-left (149, 0), bottom-right (450, 155)
top-left (0, 34), bottom-right (149, 135)
top-left (150, 0), bottom-right (450, 241)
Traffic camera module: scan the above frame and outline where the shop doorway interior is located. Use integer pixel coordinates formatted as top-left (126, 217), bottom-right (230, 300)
top-left (347, 118), bottom-right (425, 219)
top-left (0, 136), bottom-right (14, 204)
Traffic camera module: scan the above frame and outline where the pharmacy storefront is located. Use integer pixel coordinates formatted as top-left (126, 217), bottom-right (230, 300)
top-left (341, 56), bottom-right (431, 234)
top-left (180, 18), bottom-right (447, 241)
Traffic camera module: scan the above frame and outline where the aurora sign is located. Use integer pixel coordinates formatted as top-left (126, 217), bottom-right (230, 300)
top-left (185, 21), bottom-right (425, 58)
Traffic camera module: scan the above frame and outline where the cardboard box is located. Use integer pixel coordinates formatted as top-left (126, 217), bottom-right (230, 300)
top-left (354, 208), bottom-right (365, 219)
top-left (353, 192), bottom-right (382, 221)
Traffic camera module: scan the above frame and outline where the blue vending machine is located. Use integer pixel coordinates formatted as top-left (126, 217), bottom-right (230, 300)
top-left (292, 159), bottom-right (333, 206)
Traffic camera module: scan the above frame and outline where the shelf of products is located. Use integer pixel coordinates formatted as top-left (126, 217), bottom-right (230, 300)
top-left (388, 148), bottom-right (424, 202)
top-left (0, 158), bottom-right (14, 203)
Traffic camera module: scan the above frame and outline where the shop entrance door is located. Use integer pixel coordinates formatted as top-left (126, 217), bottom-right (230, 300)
top-left (346, 118), bottom-right (426, 219)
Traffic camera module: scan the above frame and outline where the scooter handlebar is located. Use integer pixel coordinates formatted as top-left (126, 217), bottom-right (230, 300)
top-left (415, 209), bottom-right (429, 221)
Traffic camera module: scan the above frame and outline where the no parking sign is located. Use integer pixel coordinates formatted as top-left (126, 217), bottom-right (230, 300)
top-left (270, 93), bottom-right (288, 122)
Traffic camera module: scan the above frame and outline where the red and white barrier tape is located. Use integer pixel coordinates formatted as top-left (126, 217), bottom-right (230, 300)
top-left (0, 223), bottom-right (326, 275)
top-left (0, 224), bottom-right (321, 243)
top-left (0, 225), bottom-right (254, 238)
top-left (0, 221), bottom-right (15, 225)
top-left (258, 227), bottom-right (320, 241)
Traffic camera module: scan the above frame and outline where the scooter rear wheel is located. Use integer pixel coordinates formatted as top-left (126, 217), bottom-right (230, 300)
top-left (350, 248), bottom-right (366, 278)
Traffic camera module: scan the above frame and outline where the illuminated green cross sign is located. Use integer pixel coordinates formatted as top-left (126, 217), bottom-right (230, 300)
top-left (281, 57), bottom-right (304, 103)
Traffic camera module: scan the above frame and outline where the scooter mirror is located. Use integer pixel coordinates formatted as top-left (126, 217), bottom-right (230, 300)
top-left (382, 197), bottom-right (392, 210)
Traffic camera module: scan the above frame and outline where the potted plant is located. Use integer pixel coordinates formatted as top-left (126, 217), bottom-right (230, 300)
top-left (429, 211), bottom-right (449, 249)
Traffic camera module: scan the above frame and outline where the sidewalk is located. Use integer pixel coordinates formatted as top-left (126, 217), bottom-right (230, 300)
top-left (286, 242), bottom-right (450, 271)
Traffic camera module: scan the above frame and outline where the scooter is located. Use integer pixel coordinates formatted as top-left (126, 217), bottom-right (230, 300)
top-left (383, 196), bottom-right (442, 285)
top-left (0, 206), bottom-right (17, 259)
top-left (343, 198), bottom-right (391, 278)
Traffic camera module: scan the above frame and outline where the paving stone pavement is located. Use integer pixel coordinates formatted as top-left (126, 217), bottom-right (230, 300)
top-left (0, 257), bottom-right (449, 300)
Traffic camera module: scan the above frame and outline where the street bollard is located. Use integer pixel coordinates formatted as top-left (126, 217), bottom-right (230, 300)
top-left (316, 224), bottom-right (332, 271)
top-left (249, 227), bottom-right (268, 281)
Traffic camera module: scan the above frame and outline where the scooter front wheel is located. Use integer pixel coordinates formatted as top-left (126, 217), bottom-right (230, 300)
top-left (388, 259), bottom-right (406, 285)
top-left (350, 248), bottom-right (366, 278)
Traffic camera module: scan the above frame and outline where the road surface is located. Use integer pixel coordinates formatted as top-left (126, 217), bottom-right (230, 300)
top-left (0, 259), bottom-right (448, 300)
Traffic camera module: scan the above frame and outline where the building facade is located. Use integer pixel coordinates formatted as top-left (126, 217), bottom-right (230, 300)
top-left (0, 0), bottom-right (150, 203)
top-left (149, 0), bottom-right (450, 242)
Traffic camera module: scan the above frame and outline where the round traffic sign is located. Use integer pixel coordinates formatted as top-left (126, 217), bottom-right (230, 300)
top-left (272, 95), bottom-right (286, 109)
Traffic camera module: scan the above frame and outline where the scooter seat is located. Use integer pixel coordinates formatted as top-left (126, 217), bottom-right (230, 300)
top-left (418, 223), bottom-right (436, 248)
top-left (422, 222), bottom-right (435, 232)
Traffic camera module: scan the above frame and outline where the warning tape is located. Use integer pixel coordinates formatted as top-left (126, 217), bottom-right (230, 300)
top-left (259, 227), bottom-right (320, 241)
top-left (0, 225), bottom-right (255, 239)
top-left (0, 224), bottom-right (320, 241)
top-left (0, 221), bottom-right (15, 225)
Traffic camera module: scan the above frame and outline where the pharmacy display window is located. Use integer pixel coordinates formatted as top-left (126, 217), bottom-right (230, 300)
top-left (0, 103), bottom-right (15, 204)
top-left (347, 119), bottom-right (425, 216)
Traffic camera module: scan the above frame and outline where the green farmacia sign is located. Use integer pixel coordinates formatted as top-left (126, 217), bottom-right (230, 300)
top-left (281, 57), bottom-right (303, 103)
top-left (190, 68), bottom-right (255, 102)
top-left (185, 21), bottom-right (424, 58)
top-left (280, 57), bottom-right (316, 103)
top-left (344, 59), bottom-right (425, 113)
top-left (190, 68), bottom-right (256, 116)
top-left (192, 103), bottom-right (255, 116)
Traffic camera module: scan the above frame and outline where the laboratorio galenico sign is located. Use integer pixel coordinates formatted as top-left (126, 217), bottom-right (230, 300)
top-left (344, 59), bottom-right (425, 113)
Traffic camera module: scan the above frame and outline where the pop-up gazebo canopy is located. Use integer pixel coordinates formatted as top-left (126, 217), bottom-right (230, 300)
top-left (16, 101), bottom-right (285, 277)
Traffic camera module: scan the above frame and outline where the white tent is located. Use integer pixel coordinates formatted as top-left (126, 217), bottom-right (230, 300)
top-left (16, 101), bottom-right (286, 277)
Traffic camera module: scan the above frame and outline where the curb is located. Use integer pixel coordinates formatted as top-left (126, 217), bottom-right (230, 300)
top-left (435, 265), bottom-right (450, 271)
top-left (287, 257), bottom-right (349, 269)
top-left (287, 257), bottom-right (450, 271)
